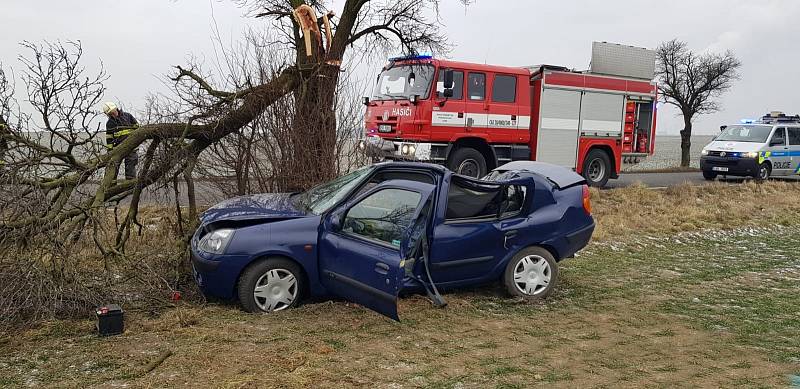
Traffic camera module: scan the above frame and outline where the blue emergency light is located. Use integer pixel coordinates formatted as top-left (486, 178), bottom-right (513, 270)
top-left (389, 54), bottom-right (433, 62)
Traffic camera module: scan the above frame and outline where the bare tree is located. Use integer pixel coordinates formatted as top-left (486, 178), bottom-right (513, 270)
top-left (656, 39), bottom-right (742, 167)
top-left (0, 0), bottom-right (459, 252)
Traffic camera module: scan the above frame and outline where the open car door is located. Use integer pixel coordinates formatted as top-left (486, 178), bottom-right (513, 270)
top-left (319, 180), bottom-right (436, 320)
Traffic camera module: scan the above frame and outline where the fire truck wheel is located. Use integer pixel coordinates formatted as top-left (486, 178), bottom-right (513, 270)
top-left (448, 147), bottom-right (487, 178)
top-left (582, 149), bottom-right (611, 187)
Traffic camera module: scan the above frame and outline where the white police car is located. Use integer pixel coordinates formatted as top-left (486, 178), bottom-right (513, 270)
top-left (700, 112), bottom-right (800, 181)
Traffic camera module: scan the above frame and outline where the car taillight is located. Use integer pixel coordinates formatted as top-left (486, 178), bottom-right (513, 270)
top-left (582, 185), bottom-right (592, 215)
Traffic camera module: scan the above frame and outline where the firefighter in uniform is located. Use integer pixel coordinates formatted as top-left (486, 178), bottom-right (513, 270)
top-left (102, 102), bottom-right (139, 179)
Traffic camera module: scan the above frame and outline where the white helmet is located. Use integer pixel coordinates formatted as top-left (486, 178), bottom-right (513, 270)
top-left (101, 102), bottom-right (118, 115)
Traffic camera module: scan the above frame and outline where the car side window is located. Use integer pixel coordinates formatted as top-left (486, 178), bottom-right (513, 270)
top-left (437, 70), bottom-right (464, 100)
top-left (467, 72), bottom-right (486, 101)
top-left (501, 185), bottom-right (526, 215)
top-left (771, 128), bottom-right (787, 146)
top-left (343, 188), bottom-right (421, 247)
top-left (446, 178), bottom-right (502, 220)
top-left (492, 75), bottom-right (517, 103)
top-left (788, 128), bottom-right (800, 146)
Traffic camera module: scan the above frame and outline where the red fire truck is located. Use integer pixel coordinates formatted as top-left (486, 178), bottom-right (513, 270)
top-left (360, 42), bottom-right (658, 187)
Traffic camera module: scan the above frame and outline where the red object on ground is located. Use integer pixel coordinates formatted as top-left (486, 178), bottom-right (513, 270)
top-left (170, 291), bottom-right (182, 301)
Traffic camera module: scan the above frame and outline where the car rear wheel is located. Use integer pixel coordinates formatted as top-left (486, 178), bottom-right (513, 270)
top-left (582, 149), bottom-right (612, 188)
top-left (238, 258), bottom-right (303, 313)
top-left (755, 163), bottom-right (771, 182)
top-left (448, 147), bottom-right (487, 178)
top-left (503, 247), bottom-right (559, 300)
top-left (702, 171), bottom-right (717, 181)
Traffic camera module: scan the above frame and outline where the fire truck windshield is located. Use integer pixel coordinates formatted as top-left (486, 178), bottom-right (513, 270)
top-left (372, 64), bottom-right (434, 101)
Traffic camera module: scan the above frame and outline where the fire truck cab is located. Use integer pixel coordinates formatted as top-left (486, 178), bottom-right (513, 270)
top-left (361, 42), bottom-right (658, 187)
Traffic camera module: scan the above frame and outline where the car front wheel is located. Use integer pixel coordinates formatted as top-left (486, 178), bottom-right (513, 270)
top-left (702, 170), bottom-right (717, 181)
top-left (503, 247), bottom-right (559, 300)
top-left (238, 258), bottom-right (304, 313)
top-left (755, 163), bottom-right (771, 182)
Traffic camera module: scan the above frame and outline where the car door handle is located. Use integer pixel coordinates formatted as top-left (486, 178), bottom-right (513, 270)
top-left (375, 262), bottom-right (390, 275)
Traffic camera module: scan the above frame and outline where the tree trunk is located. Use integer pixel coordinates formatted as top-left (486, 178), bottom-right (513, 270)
top-left (679, 114), bottom-right (693, 167)
top-left (286, 65), bottom-right (340, 190)
top-left (184, 156), bottom-right (197, 222)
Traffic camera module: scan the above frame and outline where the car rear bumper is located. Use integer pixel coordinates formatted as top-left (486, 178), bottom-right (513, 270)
top-left (564, 221), bottom-right (595, 257)
top-left (700, 156), bottom-right (759, 177)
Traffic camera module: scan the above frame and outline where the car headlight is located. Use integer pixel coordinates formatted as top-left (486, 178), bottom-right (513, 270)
top-left (741, 151), bottom-right (758, 159)
top-left (701, 149), bottom-right (709, 156)
top-left (198, 228), bottom-right (234, 254)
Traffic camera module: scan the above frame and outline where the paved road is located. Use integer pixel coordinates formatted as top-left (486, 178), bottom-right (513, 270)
top-left (608, 171), bottom-right (800, 189)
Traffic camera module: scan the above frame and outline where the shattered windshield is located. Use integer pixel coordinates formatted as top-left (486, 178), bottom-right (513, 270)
top-left (293, 166), bottom-right (375, 215)
top-left (715, 125), bottom-right (772, 143)
top-left (372, 64), bottom-right (435, 101)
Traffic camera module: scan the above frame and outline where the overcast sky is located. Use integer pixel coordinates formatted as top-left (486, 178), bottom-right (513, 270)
top-left (3, 0), bottom-right (799, 135)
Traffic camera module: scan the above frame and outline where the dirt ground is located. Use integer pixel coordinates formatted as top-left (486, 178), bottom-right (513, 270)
top-left (3, 224), bottom-right (799, 388)
top-left (3, 182), bottom-right (800, 388)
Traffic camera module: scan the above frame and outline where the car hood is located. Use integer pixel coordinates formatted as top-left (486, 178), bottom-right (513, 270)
top-left (704, 140), bottom-right (764, 152)
top-left (200, 193), bottom-right (309, 225)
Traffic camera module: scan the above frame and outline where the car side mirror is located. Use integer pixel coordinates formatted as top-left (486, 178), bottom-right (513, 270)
top-left (443, 89), bottom-right (454, 98)
top-left (330, 211), bottom-right (344, 231)
top-left (442, 69), bottom-right (454, 89)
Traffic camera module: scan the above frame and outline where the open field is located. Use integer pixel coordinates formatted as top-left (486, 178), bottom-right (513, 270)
top-left (2, 181), bottom-right (800, 388)
top-left (623, 135), bottom-right (714, 172)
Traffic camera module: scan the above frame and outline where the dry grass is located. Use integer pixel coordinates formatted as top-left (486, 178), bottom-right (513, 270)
top-left (591, 180), bottom-right (800, 241)
top-left (2, 182), bottom-right (800, 388)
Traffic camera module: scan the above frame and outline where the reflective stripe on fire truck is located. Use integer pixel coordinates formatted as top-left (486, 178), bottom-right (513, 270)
top-left (432, 111), bottom-right (530, 129)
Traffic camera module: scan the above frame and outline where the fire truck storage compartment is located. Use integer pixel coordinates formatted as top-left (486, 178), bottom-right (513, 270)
top-left (537, 88), bottom-right (582, 168)
top-left (579, 92), bottom-right (624, 138)
top-left (633, 100), bottom-right (654, 153)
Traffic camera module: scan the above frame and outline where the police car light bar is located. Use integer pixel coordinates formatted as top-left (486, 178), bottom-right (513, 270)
top-left (758, 111), bottom-right (800, 124)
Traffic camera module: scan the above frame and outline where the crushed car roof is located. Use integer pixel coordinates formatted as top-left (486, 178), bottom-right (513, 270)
top-left (492, 161), bottom-right (586, 189)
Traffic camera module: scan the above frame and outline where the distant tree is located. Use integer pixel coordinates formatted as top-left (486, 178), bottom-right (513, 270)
top-left (655, 39), bottom-right (742, 167)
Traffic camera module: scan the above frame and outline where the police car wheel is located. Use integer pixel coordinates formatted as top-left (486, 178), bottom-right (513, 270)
top-left (756, 163), bottom-right (771, 181)
top-left (702, 171), bottom-right (717, 181)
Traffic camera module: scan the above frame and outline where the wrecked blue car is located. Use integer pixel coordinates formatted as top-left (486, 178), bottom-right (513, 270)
top-left (191, 161), bottom-right (594, 320)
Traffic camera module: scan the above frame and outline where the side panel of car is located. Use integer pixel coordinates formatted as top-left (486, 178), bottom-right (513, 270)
top-left (790, 127), bottom-right (800, 174)
top-left (224, 217), bottom-right (328, 298)
top-left (318, 181), bottom-right (436, 320)
top-left (767, 127), bottom-right (791, 175)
